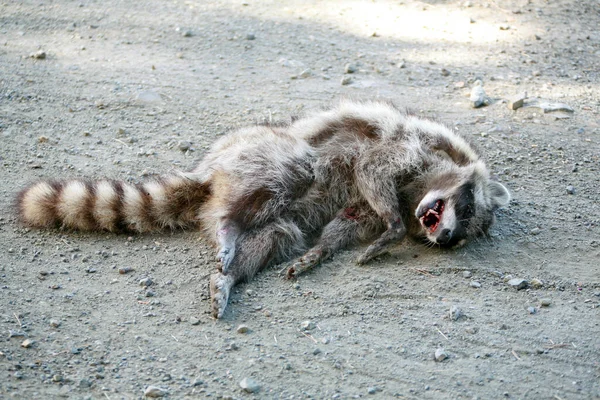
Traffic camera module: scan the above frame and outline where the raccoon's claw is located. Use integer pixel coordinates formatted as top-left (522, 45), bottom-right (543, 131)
top-left (210, 273), bottom-right (234, 319)
top-left (286, 250), bottom-right (322, 279)
top-left (217, 247), bottom-right (235, 273)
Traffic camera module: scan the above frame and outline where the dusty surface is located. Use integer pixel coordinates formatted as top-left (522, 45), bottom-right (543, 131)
top-left (1, 0), bottom-right (599, 398)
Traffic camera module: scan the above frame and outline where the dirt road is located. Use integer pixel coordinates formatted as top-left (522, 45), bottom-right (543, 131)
top-left (1, 0), bottom-right (598, 398)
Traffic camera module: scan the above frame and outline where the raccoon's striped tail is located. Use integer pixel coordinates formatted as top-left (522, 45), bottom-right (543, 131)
top-left (17, 175), bottom-right (210, 233)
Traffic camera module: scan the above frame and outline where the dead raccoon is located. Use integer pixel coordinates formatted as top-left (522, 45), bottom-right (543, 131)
top-left (17, 100), bottom-right (510, 318)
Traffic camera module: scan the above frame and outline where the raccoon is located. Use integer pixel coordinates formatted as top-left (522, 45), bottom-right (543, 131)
top-left (17, 100), bottom-right (510, 318)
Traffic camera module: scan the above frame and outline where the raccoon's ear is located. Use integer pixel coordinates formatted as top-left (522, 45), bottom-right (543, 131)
top-left (488, 181), bottom-right (510, 209)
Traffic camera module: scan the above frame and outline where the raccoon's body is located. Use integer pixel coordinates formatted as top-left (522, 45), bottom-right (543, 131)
top-left (18, 100), bottom-right (510, 318)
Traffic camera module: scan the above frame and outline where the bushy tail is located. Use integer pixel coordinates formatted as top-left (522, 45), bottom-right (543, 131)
top-left (17, 175), bottom-right (210, 233)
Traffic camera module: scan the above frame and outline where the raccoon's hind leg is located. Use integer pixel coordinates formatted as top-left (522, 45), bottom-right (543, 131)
top-left (210, 219), bottom-right (306, 318)
top-left (287, 205), bottom-right (381, 279)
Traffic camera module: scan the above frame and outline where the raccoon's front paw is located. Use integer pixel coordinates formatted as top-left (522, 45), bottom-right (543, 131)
top-left (357, 226), bottom-right (406, 265)
top-left (286, 249), bottom-right (322, 279)
top-left (210, 273), bottom-right (234, 319)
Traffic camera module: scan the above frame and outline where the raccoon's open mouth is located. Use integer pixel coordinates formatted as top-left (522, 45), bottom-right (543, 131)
top-left (418, 199), bottom-right (445, 233)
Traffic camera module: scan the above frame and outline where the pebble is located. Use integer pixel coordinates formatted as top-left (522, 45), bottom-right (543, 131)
top-left (178, 141), bottom-right (191, 152)
top-left (236, 324), bottom-right (249, 334)
top-left (139, 277), bottom-right (153, 287)
top-left (189, 317), bottom-right (201, 325)
top-left (527, 306), bottom-right (537, 314)
top-left (246, 33), bottom-right (256, 40)
top-left (507, 92), bottom-right (527, 110)
top-left (470, 281), bottom-right (481, 288)
top-left (507, 278), bottom-right (528, 290)
top-left (144, 385), bottom-right (167, 398)
top-left (367, 386), bottom-right (378, 394)
top-left (465, 326), bottom-right (479, 334)
top-left (301, 320), bottom-right (316, 330)
top-left (136, 90), bottom-right (162, 104)
top-left (341, 76), bottom-right (353, 86)
top-left (448, 305), bottom-right (464, 321)
top-left (499, 24), bottom-right (511, 30)
top-left (470, 81), bottom-right (490, 108)
top-left (21, 339), bottom-right (33, 348)
top-left (119, 267), bottom-right (134, 274)
top-left (440, 68), bottom-right (451, 76)
top-left (566, 185), bottom-right (575, 195)
top-left (530, 278), bottom-right (544, 289)
top-left (298, 69), bottom-right (312, 78)
top-left (79, 378), bottom-right (92, 388)
top-left (530, 227), bottom-right (541, 235)
top-left (313, 348), bottom-right (322, 355)
top-left (182, 30), bottom-right (193, 37)
top-left (462, 270), bottom-right (472, 278)
top-left (344, 63), bottom-right (358, 73)
top-left (540, 298), bottom-right (551, 307)
top-left (239, 377), bottom-right (260, 393)
top-left (30, 50), bottom-right (46, 59)
top-left (434, 348), bottom-right (448, 362)
top-left (49, 319), bottom-right (61, 328)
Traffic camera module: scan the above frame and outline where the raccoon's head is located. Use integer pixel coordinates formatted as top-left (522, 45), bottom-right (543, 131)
top-left (415, 162), bottom-right (510, 247)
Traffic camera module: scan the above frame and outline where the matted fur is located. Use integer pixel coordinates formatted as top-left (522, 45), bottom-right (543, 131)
top-left (17, 100), bottom-right (510, 318)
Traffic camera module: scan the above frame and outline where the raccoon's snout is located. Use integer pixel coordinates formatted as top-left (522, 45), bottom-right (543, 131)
top-left (435, 228), bottom-right (453, 245)
top-left (417, 199), bottom-right (445, 233)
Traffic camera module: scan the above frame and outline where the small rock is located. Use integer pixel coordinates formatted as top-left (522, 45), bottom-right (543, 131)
top-left (530, 227), bottom-right (541, 235)
top-left (470, 81), bottom-right (490, 108)
top-left (30, 50), bottom-right (46, 59)
top-left (527, 306), bottom-right (537, 314)
top-left (566, 185), bottom-right (575, 195)
top-left (340, 76), bottom-right (353, 85)
top-left (52, 374), bottom-right (64, 382)
top-left (367, 386), bottom-right (378, 394)
top-left (301, 320), bottom-right (316, 330)
top-left (470, 281), bottom-right (481, 288)
top-left (79, 378), bottom-right (92, 388)
top-left (21, 339), bottom-right (33, 348)
top-left (178, 141), bottom-right (191, 152)
top-left (440, 68), bottom-right (451, 76)
top-left (462, 270), bottom-right (472, 278)
top-left (181, 30), bottom-right (193, 37)
top-left (540, 298), bottom-right (551, 307)
top-left (49, 319), bottom-right (61, 328)
top-left (139, 277), bottom-right (153, 287)
top-left (38, 135), bottom-right (49, 143)
top-left (298, 69), bottom-right (312, 78)
top-left (189, 317), bottom-right (200, 325)
top-left (499, 24), bottom-right (511, 30)
top-left (246, 33), bottom-right (256, 40)
top-left (239, 377), bottom-right (260, 393)
top-left (434, 348), bottom-right (448, 362)
top-left (312, 348), bottom-right (322, 355)
top-left (344, 64), bottom-right (358, 73)
top-left (507, 92), bottom-right (527, 110)
top-left (530, 278), bottom-right (544, 289)
top-left (236, 324), bottom-right (249, 334)
top-left (119, 267), bottom-right (134, 274)
top-left (448, 305), bottom-right (464, 321)
top-left (507, 278), bottom-right (528, 290)
top-left (465, 326), bottom-right (479, 334)
top-left (144, 385), bottom-right (167, 398)
top-left (136, 90), bottom-right (162, 104)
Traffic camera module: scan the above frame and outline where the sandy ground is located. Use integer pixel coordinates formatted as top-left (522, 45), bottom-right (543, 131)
top-left (1, 0), bottom-right (599, 398)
